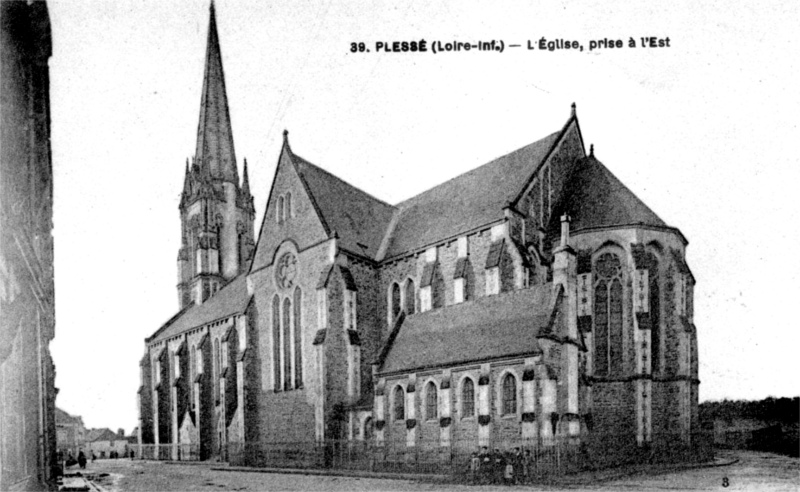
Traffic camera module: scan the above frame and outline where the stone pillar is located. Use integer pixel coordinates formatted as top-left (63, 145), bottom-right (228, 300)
top-left (171, 383), bottom-right (179, 460)
top-left (521, 363), bottom-right (538, 441)
top-left (633, 264), bottom-right (651, 444)
top-left (236, 353), bottom-right (246, 445)
top-left (153, 390), bottom-right (159, 449)
top-left (553, 215), bottom-right (579, 439)
top-left (439, 371), bottom-right (452, 448)
top-left (477, 364), bottom-right (491, 447)
top-left (374, 375), bottom-right (385, 446)
top-left (219, 375), bottom-right (227, 459)
top-left (406, 375), bottom-right (417, 448)
top-left (314, 344), bottom-right (326, 442)
top-left (539, 377), bottom-right (557, 446)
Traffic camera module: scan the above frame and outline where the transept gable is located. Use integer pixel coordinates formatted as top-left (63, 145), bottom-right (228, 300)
top-left (250, 133), bottom-right (329, 273)
top-left (511, 107), bottom-right (587, 209)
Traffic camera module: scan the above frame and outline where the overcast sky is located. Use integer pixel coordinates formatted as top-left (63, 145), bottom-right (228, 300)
top-left (46, 0), bottom-right (799, 431)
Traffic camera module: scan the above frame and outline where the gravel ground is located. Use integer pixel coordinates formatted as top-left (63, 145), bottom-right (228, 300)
top-left (83, 450), bottom-right (799, 492)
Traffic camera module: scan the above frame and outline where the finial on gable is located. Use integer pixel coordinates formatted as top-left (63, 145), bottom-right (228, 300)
top-left (560, 213), bottom-right (571, 248)
top-left (590, 144), bottom-right (594, 157)
top-left (571, 102), bottom-right (576, 117)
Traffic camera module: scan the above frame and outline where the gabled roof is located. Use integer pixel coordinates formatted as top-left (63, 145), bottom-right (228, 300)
top-left (147, 275), bottom-right (249, 345)
top-left (380, 131), bottom-right (562, 260)
top-left (290, 151), bottom-right (397, 260)
top-left (194, 2), bottom-right (238, 183)
top-left (377, 285), bottom-right (559, 374)
top-left (55, 407), bottom-right (83, 426)
top-left (548, 155), bottom-right (669, 236)
top-left (88, 428), bottom-right (121, 443)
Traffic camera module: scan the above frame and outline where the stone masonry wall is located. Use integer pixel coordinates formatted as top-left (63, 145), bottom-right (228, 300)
top-left (346, 257), bottom-right (381, 400)
top-left (381, 360), bottom-right (572, 452)
top-left (139, 357), bottom-right (154, 444)
top-left (322, 266), bottom-right (350, 439)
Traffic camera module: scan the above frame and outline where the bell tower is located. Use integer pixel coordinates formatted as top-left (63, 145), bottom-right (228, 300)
top-left (177, 2), bottom-right (255, 308)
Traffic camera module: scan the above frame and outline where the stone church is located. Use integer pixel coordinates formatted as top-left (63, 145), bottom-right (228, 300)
top-left (138, 4), bottom-right (700, 464)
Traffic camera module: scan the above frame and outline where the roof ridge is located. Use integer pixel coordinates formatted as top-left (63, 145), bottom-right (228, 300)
top-left (283, 148), bottom-right (332, 236)
top-left (394, 131), bottom-right (561, 209)
top-left (147, 274), bottom-right (247, 344)
top-left (292, 152), bottom-right (397, 211)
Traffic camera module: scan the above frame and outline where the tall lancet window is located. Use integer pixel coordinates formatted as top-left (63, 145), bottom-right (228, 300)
top-left (502, 373), bottom-right (517, 415)
top-left (390, 283), bottom-right (401, 323)
top-left (461, 378), bottom-right (475, 418)
top-left (283, 297), bottom-right (292, 390)
top-left (293, 287), bottom-right (303, 388)
top-left (272, 295), bottom-right (281, 391)
top-left (594, 252), bottom-right (623, 376)
top-left (425, 382), bottom-right (438, 420)
top-left (214, 339), bottom-right (220, 401)
top-left (646, 252), bottom-right (661, 373)
top-left (393, 386), bottom-right (405, 421)
top-left (404, 279), bottom-right (416, 315)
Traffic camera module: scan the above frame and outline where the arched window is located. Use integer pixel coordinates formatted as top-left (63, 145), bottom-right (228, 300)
top-left (404, 280), bottom-right (416, 315)
top-left (425, 382), bottom-right (438, 420)
top-left (272, 295), bottom-right (281, 391)
top-left (283, 297), bottom-right (292, 390)
top-left (293, 287), bottom-right (303, 388)
top-left (594, 252), bottom-right (623, 376)
top-left (432, 266), bottom-right (444, 309)
top-left (461, 378), bottom-right (475, 418)
top-left (647, 253), bottom-right (661, 373)
top-left (390, 283), bottom-right (401, 323)
top-left (363, 417), bottom-right (374, 441)
top-left (214, 339), bottom-right (220, 400)
top-left (393, 386), bottom-right (405, 421)
top-left (502, 373), bottom-right (517, 415)
top-left (190, 345), bottom-right (196, 403)
top-left (286, 192), bottom-right (292, 218)
top-left (277, 196), bottom-right (285, 223)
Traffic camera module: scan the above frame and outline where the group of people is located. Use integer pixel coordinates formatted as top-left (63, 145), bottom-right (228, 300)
top-left (58, 450), bottom-right (88, 469)
top-left (467, 446), bottom-right (534, 485)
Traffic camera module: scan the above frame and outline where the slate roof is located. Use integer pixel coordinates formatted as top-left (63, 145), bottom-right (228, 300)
top-left (88, 428), bottom-right (122, 442)
top-left (377, 285), bottom-right (558, 374)
top-left (55, 407), bottom-right (83, 426)
top-left (291, 152), bottom-right (396, 260)
top-left (147, 275), bottom-right (250, 345)
top-left (548, 155), bottom-right (668, 236)
top-left (381, 131), bottom-right (562, 260)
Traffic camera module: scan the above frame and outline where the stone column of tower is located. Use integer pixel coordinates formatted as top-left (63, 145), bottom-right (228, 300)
top-left (177, 2), bottom-right (255, 308)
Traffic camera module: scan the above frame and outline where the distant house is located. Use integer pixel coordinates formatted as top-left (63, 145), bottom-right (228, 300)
top-left (86, 429), bottom-right (128, 458)
top-left (55, 408), bottom-right (86, 456)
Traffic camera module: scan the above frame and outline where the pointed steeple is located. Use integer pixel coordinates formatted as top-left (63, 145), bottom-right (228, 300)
top-left (241, 158), bottom-right (251, 197)
top-left (194, 1), bottom-right (238, 183)
top-left (236, 158), bottom-right (255, 214)
top-left (182, 158), bottom-right (191, 191)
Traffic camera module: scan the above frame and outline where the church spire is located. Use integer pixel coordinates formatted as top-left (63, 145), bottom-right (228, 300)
top-left (194, 1), bottom-right (238, 183)
top-left (241, 158), bottom-right (251, 197)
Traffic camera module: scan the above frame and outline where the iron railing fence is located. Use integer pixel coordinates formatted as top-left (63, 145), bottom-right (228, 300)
top-left (136, 432), bottom-right (713, 480)
top-left (223, 432), bottom-right (713, 479)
